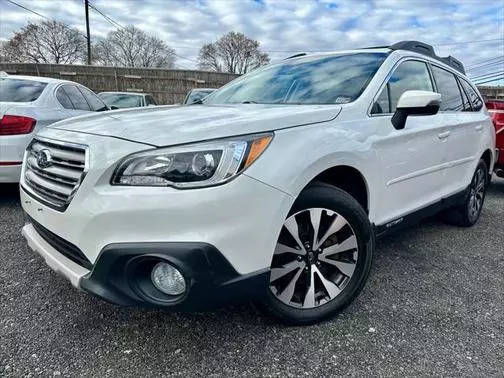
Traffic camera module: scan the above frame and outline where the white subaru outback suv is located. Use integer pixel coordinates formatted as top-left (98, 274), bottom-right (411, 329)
top-left (20, 41), bottom-right (496, 324)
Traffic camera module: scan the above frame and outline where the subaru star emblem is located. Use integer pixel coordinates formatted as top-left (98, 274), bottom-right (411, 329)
top-left (37, 149), bottom-right (53, 169)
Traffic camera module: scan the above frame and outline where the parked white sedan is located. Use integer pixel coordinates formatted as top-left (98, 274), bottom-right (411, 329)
top-left (0, 73), bottom-right (109, 183)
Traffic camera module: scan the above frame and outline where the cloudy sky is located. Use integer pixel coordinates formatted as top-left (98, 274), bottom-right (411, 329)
top-left (1, 0), bottom-right (503, 84)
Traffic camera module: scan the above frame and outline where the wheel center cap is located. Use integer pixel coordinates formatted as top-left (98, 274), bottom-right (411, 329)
top-left (307, 251), bottom-right (315, 263)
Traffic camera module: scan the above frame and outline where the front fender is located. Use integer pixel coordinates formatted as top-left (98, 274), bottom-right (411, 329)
top-left (245, 120), bottom-right (380, 221)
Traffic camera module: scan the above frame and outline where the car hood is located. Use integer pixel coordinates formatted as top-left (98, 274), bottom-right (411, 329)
top-left (48, 104), bottom-right (341, 146)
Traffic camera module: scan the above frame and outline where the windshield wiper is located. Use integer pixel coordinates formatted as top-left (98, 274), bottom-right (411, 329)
top-left (241, 101), bottom-right (258, 104)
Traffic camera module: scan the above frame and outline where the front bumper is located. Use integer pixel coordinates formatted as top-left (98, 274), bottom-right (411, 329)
top-left (23, 221), bottom-right (269, 310)
top-left (20, 128), bottom-right (293, 308)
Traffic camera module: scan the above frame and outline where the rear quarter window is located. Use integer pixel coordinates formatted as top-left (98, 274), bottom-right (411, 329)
top-left (460, 79), bottom-right (483, 111)
top-left (0, 78), bottom-right (48, 102)
top-left (78, 87), bottom-right (108, 111)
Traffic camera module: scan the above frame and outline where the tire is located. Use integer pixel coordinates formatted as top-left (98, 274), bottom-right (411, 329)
top-left (441, 159), bottom-right (488, 227)
top-left (261, 183), bottom-right (374, 325)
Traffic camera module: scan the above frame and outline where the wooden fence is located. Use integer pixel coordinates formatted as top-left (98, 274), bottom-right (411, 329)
top-left (0, 63), bottom-right (239, 105)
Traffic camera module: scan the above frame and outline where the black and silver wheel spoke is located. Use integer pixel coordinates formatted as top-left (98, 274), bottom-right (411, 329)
top-left (270, 208), bottom-right (358, 309)
top-left (283, 216), bottom-right (307, 254)
top-left (270, 260), bottom-right (305, 281)
top-left (277, 267), bottom-right (304, 304)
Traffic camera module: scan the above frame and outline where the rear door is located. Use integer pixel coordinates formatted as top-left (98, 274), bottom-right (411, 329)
top-left (430, 66), bottom-right (481, 193)
top-left (369, 59), bottom-right (449, 224)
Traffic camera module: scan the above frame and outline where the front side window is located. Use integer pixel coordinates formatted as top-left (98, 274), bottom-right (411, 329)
top-left (460, 79), bottom-right (483, 111)
top-left (205, 52), bottom-right (388, 105)
top-left (62, 85), bottom-right (90, 111)
top-left (372, 60), bottom-right (433, 114)
top-left (431, 66), bottom-right (464, 111)
top-left (0, 78), bottom-right (47, 102)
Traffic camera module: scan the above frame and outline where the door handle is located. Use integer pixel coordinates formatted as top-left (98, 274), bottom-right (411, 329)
top-left (438, 131), bottom-right (451, 139)
top-left (475, 125), bottom-right (483, 132)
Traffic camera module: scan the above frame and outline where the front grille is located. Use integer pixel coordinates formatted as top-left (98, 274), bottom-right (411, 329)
top-left (23, 138), bottom-right (88, 211)
top-left (29, 216), bottom-right (93, 270)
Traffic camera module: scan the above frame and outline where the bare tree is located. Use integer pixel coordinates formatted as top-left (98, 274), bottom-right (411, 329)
top-left (2, 21), bottom-right (86, 64)
top-left (93, 26), bottom-right (176, 68)
top-left (198, 32), bottom-right (270, 74)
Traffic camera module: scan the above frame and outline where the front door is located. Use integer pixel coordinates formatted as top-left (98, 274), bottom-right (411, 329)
top-left (369, 59), bottom-right (448, 226)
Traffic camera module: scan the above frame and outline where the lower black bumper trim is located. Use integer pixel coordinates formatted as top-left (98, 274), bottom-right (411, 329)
top-left (80, 242), bottom-right (269, 311)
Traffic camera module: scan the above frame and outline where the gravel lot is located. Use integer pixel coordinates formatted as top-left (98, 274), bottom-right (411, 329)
top-left (1, 178), bottom-right (503, 377)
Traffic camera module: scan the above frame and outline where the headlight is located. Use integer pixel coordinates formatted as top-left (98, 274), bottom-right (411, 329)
top-left (112, 133), bottom-right (273, 188)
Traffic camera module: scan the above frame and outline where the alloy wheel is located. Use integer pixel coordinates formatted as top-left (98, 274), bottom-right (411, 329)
top-left (269, 208), bottom-right (359, 309)
top-left (468, 167), bottom-right (485, 222)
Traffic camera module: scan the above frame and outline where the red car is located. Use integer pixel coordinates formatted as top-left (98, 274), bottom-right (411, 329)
top-left (486, 100), bottom-right (504, 177)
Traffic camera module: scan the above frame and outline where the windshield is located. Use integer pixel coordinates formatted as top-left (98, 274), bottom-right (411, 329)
top-left (0, 78), bottom-right (48, 102)
top-left (185, 89), bottom-right (215, 104)
top-left (99, 93), bottom-right (143, 108)
top-left (204, 52), bottom-right (387, 105)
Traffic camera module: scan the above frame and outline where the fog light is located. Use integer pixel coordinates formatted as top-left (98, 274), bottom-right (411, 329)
top-left (151, 262), bottom-right (186, 296)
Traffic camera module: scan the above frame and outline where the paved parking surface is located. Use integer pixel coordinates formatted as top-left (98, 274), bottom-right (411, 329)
top-left (1, 178), bottom-right (503, 377)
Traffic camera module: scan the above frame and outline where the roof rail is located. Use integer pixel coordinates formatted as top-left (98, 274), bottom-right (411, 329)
top-left (389, 40), bottom-right (465, 74)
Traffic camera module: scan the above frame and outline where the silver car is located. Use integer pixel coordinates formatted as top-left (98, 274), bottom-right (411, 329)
top-left (0, 73), bottom-right (109, 183)
top-left (98, 92), bottom-right (157, 109)
top-left (183, 88), bottom-right (216, 104)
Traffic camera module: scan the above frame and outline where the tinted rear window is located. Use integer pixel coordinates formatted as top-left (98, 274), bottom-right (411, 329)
top-left (0, 78), bottom-right (48, 102)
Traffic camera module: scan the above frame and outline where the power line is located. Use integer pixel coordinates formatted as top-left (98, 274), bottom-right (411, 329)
top-left (4, 0), bottom-right (89, 39)
top-left (172, 52), bottom-right (198, 64)
top-left (470, 71), bottom-right (504, 80)
top-left (466, 55), bottom-right (504, 69)
top-left (466, 60), bottom-right (504, 72)
top-left (473, 73), bottom-right (504, 82)
top-left (474, 77), bottom-right (504, 85)
top-left (4, 0), bottom-right (49, 20)
top-left (87, 1), bottom-right (125, 30)
top-left (467, 64), bottom-right (504, 78)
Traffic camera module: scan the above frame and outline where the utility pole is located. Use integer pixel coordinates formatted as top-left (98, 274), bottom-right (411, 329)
top-left (85, 0), bottom-right (91, 65)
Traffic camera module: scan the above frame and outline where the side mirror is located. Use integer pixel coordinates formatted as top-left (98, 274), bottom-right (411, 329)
top-left (391, 90), bottom-right (441, 130)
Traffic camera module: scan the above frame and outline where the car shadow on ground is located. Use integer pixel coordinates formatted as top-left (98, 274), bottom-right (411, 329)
top-left (0, 184), bottom-right (20, 205)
